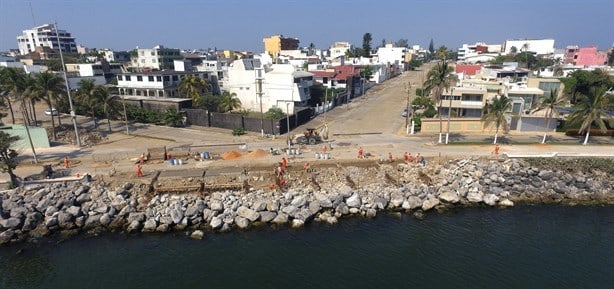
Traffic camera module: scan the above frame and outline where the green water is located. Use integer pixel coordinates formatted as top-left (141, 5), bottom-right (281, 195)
top-left (1, 205), bottom-right (613, 289)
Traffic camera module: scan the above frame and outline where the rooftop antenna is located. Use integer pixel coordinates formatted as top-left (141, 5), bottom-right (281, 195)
top-left (28, 1), bottom-right (36, 26)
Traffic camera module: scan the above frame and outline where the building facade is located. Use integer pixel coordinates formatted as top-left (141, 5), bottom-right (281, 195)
top-left (263, 35), bottom-right (300, 58)
top-left (16, 24), bottom-right (77, 55)
top-left (563, 46), bottom-right (608, 66)
top-left (131, 45), bottom-right (182, 70)
top-left (116, 71), bottom-right (212, 98)
top-left (502, 39), bottom-right (555, 55)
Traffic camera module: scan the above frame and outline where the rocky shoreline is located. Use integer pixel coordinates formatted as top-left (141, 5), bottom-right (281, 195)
top-left (1, 157), bottom-right (612, 245)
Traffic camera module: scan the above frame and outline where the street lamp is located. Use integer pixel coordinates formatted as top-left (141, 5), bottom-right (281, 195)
top-left (445, 87), bottom-right (454, 144)
top-left (55, 20), bottom-right (81, 147)
top-left (122, 92), bottom-right (129, 135)
top-left (285, 101), bottom-right (291, 149)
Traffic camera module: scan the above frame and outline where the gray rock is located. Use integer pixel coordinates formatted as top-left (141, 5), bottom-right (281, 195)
top-left (421, 197), bottom-right (440, 211)
top-left (346, 193), bottom-right (362, 208)
top-left (127, 212), bottom-right (146, 223)
top-left (290, 196), bottom-right (307, 207)
top-left (317, 198), bottom-right (333, 208)
top-left (74, 185), bottom-right (89, 196)
top-left (281, 205), bottom-right (298, 217)
top-left (210, 201), bottom-right (224, 212)
top-left (156, 224), bottom-right (170, 232)
top-left (44, 216), bottom-right (58, 227)
top-left (0, 230), bottom-right (15, 245)
top-left (483, 194), bottom-right (500, 206)
top-left (349, 207), bottom-right (360, 214)
top-left (210, 216), bottom-right (223, 229)
top-left (335, 203), bottom-right (349, 215)
top-left (76, 193), bottom-right (91, 205)
top-left (84, 215), bottom-right (101, 229)
top-left (75, 216), bottom-right (85, 228)
top-left (538, 170), bottom-right (554, 180)
top-left (439, 191), bottom-right (460, 204)
top-left (235, 216), bottom-right (249, 229)
top-left (127, 220), bottom-right (141, 233)
top-left (22, 212), bottom-right (42, 231)
top-left (401, 200), bottom-right (412, 210)
top-left (326, 216), bottom-right (338, 225)
top-left (170, 209), bottom-right (184, 224)
top-left (467, 191), bottom-right (484, 203)
top-left (94, 204), bottom-right (109, 214)
top-left (498, 198), bottom-right (514, 207)
top-left (99, 213), bottom-right (112, 226)
top-left (190, 230), bottom-right (204, 240)
top-left (0, 217), bottom-right (22, 229)
top-left (9, 207), bottom-right (27, 219)
top-left (57, 212), bottom-right (74, 228)
top-left (373, 197), bottom-right (388, 210)
top-left (294, 209), bottom-right (315, 222)
top-left (366, 208), bottom-right (377, 218)
top-left (252, 200), bottom-right (267, 212)
top-left (272, 213), bottom-right (289, 224)
top-left (291, 219), bottom-right (305, 228)
top-left (339, 185), bottom-right (353, 198)
top-left (266, 200), bottom-right (280, 212)
top-left (121, 182), bottom-right (133, 191)
top-left (237, 206), bottom-right (260, 222)
top-left (66, 206), bottom-right (82, 217)
top-left (308, 201), bottom-right (321, 215)
top-left (259, 211), bottom-right (277, 223)
top-left (407, 196), bottom-right (423, 209)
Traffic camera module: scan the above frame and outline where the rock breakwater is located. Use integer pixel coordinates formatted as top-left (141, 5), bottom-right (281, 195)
top-left (1, 158), bottom-right (612, 245)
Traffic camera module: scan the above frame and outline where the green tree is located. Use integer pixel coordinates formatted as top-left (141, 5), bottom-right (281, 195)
top-left (412, 96), bottom-right (435, 109)
top-left (608, 49), bottom-right (614, 66)
top-left (509, 46), bottom-right (518, 55)
top-left (362, 33), bottom-right (372, 58)
top-left (436, 45), bottom-right (449, 60)
top-left (423, 61), bottom-right (456, 143)
top-left (567, 86), bottom-right (614, 145)
top-left (0, 131), bottom-right (20, 187)
top-left (561, 70), bottom-right (613, 103)
top-left (162, 108), bottom-right (183, 127)
top-left (0, 67), bottom-right (27, 124)
top-left (360, 65), bottom-right (373, 81)
top-left (481, 95), bottom-right (512, 144)
top-left (100, 87), bottom-right (119, 132)
top-left (533, 88), bottom-right (567, 143)
top-left (76, 79), bottom-right (105, 129)
top-left (264, 107), bottom-right (285, 120)
top-left (198, 93), bottom-right (221, 111)
top-left (218, 91), bottom-right (242, 112)
top-left (428, 39), bottom-right (434, 55)
top-left (32, 71), bottom-right (65, 140)
top-left (395, 39), bottom-right (409, 48)
top-left (178, 75), bottom-right (210, 106)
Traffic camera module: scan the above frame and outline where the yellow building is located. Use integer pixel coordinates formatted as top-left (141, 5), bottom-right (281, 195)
top-left (263, 35), bottom-right (299, 58)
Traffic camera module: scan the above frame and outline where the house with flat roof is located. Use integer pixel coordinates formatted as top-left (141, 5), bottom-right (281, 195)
top-left (116, 70), bottom-right (213, 98)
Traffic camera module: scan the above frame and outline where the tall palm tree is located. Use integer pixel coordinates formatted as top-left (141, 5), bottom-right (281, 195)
top-left (76, 79), bottom-right (104, 129)
top-left (0, 67), bottom-right (27, 124)
top-left (533, 88), bottom-right (567, 143)
top-left (32, 71), bottom-right (65, 141)
top-left (178, 75), bottom-right (210, 106)
top-left (423, 61), bottom-right (455, 143)
top-left (218, 91), bottom-right (242, 112)
top-left (481, 94), bottom-right (512, 144)
top-left (100, 87), bottom-right (119, 133)
top-left (568, 86), bottom-right (614, 145)
top-left (521, 43), bottom-right (530, 69)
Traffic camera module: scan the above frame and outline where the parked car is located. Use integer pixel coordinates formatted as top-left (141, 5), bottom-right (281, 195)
top-left (401, 108), bottom-right (408, 117)
top-left (44, 108), bottom-right (58, 116)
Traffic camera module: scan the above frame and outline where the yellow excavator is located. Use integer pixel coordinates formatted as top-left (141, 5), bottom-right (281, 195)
top-left (294, 123), bottom-right (329, 145)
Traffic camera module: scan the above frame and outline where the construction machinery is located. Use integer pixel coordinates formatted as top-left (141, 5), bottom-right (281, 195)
top-left (294, 123), bottom-right (329, 145)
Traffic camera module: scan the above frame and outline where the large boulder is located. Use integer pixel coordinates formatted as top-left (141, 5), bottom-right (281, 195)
top-left (210, 201), bottom-right (224, 212)
top-left (237, 206), bottom-right (260, 222)
top-left (210, 217), bottom-right (223, 229)
top-left (498, 198), bottom-right (514, 207)
top-left (467, 191), bottom-right (484, 203)
top-left (190, 230), bottom-right (204, 240)
top-left (57, 212), bottom-right (74, 228)
top-left (439, 191), bottom-right (460, 204)
top-left (0, 217), bottom-right (22, 230)
top-left (483, 194), bottom-right (500, 206)
top-left (272, 213), bottom-right (288, 224)
top-left (538, 170), bottom-right (555, 180)
top-left (421, 197), bottom-right (440, 211)
top-left (407, 196), bottom-right (423, 209)
top-left (235, 216), bottom-right (249, 229)
top-left (346, 193), bottom-right (362, 208)
top-left (170, 208), bottom-right (184, 224)
top-left (142, 219), bottom-right (157, 232)
top-left (259, 211), bottom-right (277, 223)
top-left (290, 196), bottom-right (307, 207)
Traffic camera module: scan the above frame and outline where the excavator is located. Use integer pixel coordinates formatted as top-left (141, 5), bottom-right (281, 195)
top-left (294, 123), bottom-right (329, 145)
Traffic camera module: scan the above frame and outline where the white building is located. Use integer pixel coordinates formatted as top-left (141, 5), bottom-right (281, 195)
top-left (503, 39), bottom-right (555, 55)
top-left (65, 62), bottom-right (123, 77)
top-left (328, 42), bottom-right (352, 60)
top-left (131, 45), bottom-right (182, 70)
top-left (116, 71), bottom-right (213, 98)
top-left (375, 43), bottom-right (406, 66)
top-left (226, 59), bottom-right (313, 114)
top-left (16, 24), bottom-right (77, 55)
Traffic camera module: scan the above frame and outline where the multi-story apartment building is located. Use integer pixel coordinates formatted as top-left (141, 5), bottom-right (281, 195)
top-left (328, 42), bottom-right (352, 60)
top-left (263, 35), bottom-right (300, 59)
top-left (16, 24), bottom-right (77, 55)
top-left (502, 39), bottom-right (555, 55)
top-left (131, 45), bottom-right (182, 70)
top-left (563, 45), bottom-right (608, 67)
top-left (116, 71), bottom-right (213, 98)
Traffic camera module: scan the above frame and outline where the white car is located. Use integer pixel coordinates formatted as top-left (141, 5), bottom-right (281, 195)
top-left (44, 108), bottom-right (58, 116)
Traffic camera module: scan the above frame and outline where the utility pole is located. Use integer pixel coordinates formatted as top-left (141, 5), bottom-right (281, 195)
top-left (55, 20), bottom-right (81, 147)
top-left (255, 67), bottom-right (264, 137)
top-left (445, 87), bottom-right (454, 144)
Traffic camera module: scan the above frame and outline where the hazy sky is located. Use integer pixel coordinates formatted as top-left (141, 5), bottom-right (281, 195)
top-left (1, 0), bottom-right (612, 53)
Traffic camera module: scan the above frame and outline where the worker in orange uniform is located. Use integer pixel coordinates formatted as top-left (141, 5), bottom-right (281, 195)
top-left (403, 152), bottom-right (409, 162)
top-left (388, 152), bottom-right (393, 163)
top-left (281, 156), bottom-right (288, 169)
top-left (303, 162), bottom-right (310, 173)
top-left (493, 144), bottom-right (500, 155)
top-left (358, 147), bottom-right (364, 159)
top-left (407, 153), bottom-right (413, 163)
top-left (64, 156), bottom-right (70, 168)
top-left (322, 145), bottom-right (328, 153)
top-left (136, 164), bottom-right (143, 177)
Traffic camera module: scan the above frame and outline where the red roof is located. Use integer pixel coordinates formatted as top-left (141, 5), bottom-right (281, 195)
top-left (456, 64), bottom-right (482, 75)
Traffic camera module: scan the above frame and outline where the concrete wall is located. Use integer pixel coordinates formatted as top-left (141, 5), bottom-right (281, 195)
top-left (420, 118), bottom-right (497, 133)
top-left (1, 125), bottom-right (50, 149)
top-left (515, 116), bottom-right (560, 132)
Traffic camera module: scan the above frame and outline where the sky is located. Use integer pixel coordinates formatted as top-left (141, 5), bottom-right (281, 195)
top-left (1, 0), bottom-right (613, 53)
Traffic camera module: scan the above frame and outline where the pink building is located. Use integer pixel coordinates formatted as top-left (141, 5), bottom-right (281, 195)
top-left (564, 45), bottom-right (608, 66)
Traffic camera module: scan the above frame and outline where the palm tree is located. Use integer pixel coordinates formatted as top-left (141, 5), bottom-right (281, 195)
top-left (178, 75), bottom-right (210, 106)
top-left (218, 91), bottom-right (241, 112)
top-left (481, 94), bottom-right (512, 144)
top-left (100, 87), bottom-right (119, 133)
top-left (522, 43), bottom-right (530, 69)
top-left (567, 86), bottom-right (614, 145)
top-left (423, 61), bottom-right (455, 143)
top-left (533, 88), bottom-right (566, 143)
top-left (32, 71), bottom-right (65, 141)
top-left (76, 79), bottom-right (104, 129)
top-left (0, 67), bottom-right (27, 124)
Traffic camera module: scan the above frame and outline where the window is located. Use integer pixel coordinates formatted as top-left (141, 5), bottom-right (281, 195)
top-left (137, 76), bottom-right (143, 81)
top-left (156, 76), bottom-right (162, 81)
top-left (172, 75), bottom-right (178, 81)
top-left (163, 76), bottom-right (170, 81)
top-left (125, 75), bottom-right (131, 81)
top-left (148, 76), bottom-right (154, 81)
top-left (117, 75), bottom-right (123, 81)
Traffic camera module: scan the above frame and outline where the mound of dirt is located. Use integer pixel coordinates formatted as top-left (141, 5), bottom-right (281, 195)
top-left (222, 150), bottom-right (242, 160)
top-left (246, 149), bottom-right (268, 159)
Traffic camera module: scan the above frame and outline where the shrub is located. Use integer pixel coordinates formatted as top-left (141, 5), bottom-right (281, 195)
top-left (232, 128), bottom-right (246, 136)
top-left (423, 106), bottom-right (437, 118)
